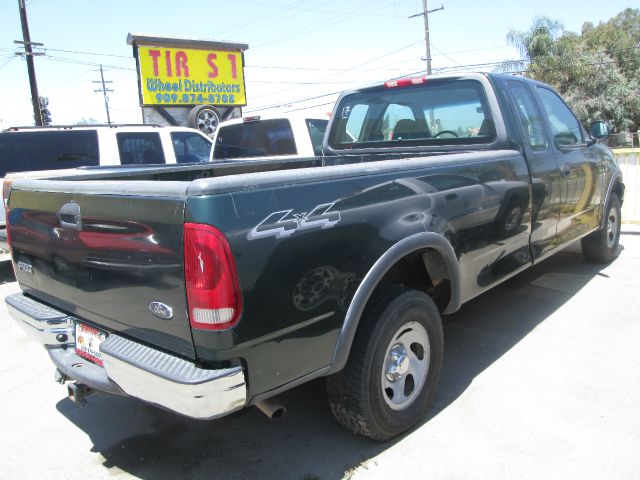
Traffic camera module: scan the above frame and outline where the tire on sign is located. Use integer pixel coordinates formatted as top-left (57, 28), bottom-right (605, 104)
top-left (188, 105), bottom-right (220, 136)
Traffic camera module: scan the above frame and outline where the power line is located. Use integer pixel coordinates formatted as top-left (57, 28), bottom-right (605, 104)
top-left (44, 47), bottom-right (131, 58)
top-left (0, 56), bottom-right (17, 71)
top-left (248, 38), bottom-right (425, 104)
top-left (41, 54), bottom-right (135, 71)
top-left (253, 2), bottom-right (391, 48)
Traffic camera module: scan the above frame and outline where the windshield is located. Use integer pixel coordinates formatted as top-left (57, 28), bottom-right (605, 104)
top-left (0, 130), bottom-right (99, 177)
top-left (329, 79), bottom-right (496, 150)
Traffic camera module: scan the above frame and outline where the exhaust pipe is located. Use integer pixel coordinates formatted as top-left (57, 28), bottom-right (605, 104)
top-left (255, 398), bottom-right (286, 419)
top-left (67, 382), bottom-right (94, 406)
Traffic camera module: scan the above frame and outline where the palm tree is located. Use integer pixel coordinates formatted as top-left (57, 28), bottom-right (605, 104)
top-left (497, 16), bottom-right (563, 74)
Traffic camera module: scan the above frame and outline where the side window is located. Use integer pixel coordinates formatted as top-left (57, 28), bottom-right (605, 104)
top-left (305, 119), bottom-right (328, 156)
top-left (116, 132), bottom-right (165, 165)
top-left (171, 132), bottom-right (212, 163)
top-left (507, 81), bottom-right (548, 151)
top-left (536, 87), bottom-right (583, 147)
top-left (339, 104), bottom-right (369, 143)
top-left (0, 130), bottom-right (99, 177)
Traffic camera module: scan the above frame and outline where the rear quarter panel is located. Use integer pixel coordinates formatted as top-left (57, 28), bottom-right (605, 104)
top-left (186, 151), bottom-right (533, 399)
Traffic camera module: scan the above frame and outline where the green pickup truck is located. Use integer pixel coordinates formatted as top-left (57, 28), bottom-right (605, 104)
top-left (5, 73), bottom-right (623, 440)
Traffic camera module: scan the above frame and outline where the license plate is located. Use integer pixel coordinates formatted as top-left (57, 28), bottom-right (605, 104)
top-left (75, 322), bottom-right (107, 366)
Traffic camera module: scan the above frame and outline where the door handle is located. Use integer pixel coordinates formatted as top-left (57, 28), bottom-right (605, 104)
top-left (560, 164), bottom-right (571, 177)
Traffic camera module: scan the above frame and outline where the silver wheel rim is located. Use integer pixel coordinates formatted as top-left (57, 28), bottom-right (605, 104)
top-left (381, 321), bottom-right (430, 411)
top-left (196, 109), bottom-right (219, 136)
top-left (606, 205), bottom-right (619, 249)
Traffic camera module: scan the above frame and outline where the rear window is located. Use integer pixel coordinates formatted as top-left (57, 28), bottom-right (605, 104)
top-left (214, 119), bottom-right (297, 159)
top-left (329, 79), bottom-right (496, 150)
top-left (0, 130), bottom-right (99, 177)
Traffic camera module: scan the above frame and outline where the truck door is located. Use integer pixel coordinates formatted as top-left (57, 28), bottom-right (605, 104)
top-left (506, 80), bottom-right (561, 260)
top-left (533, 86), bottom-right (603, 243)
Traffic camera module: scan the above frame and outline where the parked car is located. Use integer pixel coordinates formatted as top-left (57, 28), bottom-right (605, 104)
top-left (0, 124), bottom-right (212, 261)
top-left (212, 114), bottom-right (328, 160)
top-left (5, 73), bottom-right (623, 441)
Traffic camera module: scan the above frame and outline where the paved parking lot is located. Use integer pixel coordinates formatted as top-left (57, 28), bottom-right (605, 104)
top-left (1, 233), bottom-right (639, 480)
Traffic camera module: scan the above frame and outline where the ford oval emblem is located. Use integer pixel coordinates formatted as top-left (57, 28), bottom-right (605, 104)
top-left (149, 301), bottom-right (174, 320)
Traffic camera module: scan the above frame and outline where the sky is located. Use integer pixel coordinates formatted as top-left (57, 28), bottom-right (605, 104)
top-left (0, 0), bottom-right (634, 128)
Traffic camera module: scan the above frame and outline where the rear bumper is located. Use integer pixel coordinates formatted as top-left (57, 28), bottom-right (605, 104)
top-left (6, 292), bottom-right (247, 420)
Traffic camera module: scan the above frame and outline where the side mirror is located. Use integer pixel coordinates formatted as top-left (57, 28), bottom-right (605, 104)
top-left (590, 121), bottom-right (609, 140)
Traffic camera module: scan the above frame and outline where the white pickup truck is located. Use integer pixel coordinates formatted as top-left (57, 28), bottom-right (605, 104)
top-left (0, 124), bottom-right (212, 260)
top-left (211, 114), bottom-right (328, 160)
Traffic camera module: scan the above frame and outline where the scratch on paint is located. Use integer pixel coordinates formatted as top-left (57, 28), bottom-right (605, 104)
top-left (230, 193), bottom-right (240, 219)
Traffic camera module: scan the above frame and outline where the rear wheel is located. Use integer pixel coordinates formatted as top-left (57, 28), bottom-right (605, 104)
top-left (326, 287), bottom-right (443, 441)
top-left (582, 193), bottom-right (621, 263)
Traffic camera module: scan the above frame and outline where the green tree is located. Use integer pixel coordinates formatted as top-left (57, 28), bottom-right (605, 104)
top-left (507, 16), bottom-right (563, 64)
top-left (504, 12), bottom-right (640, 132)
top-left (582, 8), bottom-right (640, 82)
top-left (74, 117), bottom-right (99, 125)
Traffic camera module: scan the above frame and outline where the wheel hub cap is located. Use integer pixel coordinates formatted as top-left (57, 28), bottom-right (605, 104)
top-left (607, 207), bottom-right (618, 248)
top-left (385, 344), bottom-right (410, 381)
top-left (381, 321), bottom-right (430, 411)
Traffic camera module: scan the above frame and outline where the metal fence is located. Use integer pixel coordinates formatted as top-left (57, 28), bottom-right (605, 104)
top-left (613, 148), bottom-right (640, 224)
top-left (607, 132), bottom-right (640, 149)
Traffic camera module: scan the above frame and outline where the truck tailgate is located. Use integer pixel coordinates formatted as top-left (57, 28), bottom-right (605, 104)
top-left (7, 181), bottom-right (195, 359)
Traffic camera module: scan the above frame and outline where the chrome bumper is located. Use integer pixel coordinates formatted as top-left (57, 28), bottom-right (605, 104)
top-left (6, 292), bottom-right (247, 420)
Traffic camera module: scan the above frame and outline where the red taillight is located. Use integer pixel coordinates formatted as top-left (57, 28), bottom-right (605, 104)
top-left (3, 179), bottom-right (12, 248)
top-left (384, 76), bottom-right (427, 88)
top-left (184, 223), bottom-right (242, 330)
top-left (2, 178), bottom-right (12, 208)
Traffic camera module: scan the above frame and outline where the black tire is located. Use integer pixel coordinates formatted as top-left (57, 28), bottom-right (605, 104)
top-left (187, 105), bottom-right (220, 136)
top-left (581, 193), bottom-right (622, 263)
top-left (326, 287), bottom-right (443, 441)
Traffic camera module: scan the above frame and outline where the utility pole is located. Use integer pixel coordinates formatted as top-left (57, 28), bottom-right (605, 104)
top-left (410, 1), bottom-right (444, 75)
top-left (16, 0), bottom-right (43, 125)
top-left (93, 65), bottom-right (113, 125)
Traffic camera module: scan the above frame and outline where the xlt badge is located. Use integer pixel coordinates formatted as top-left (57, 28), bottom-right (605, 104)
top-left (149, 301), bottom-right (173, 320)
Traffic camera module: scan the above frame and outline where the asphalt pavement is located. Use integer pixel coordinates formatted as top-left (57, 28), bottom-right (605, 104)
top-left (1, 232), bottom-right (639, 480)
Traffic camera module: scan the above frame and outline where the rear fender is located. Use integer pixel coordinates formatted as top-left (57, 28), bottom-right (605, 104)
top-left (327, 232), bottom-right (460, 374)
top-left (601, 171), bottom-right (624, 229)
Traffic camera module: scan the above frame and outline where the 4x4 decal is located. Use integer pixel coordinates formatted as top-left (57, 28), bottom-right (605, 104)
top-left (248, 203), bottom-right (341, 240)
